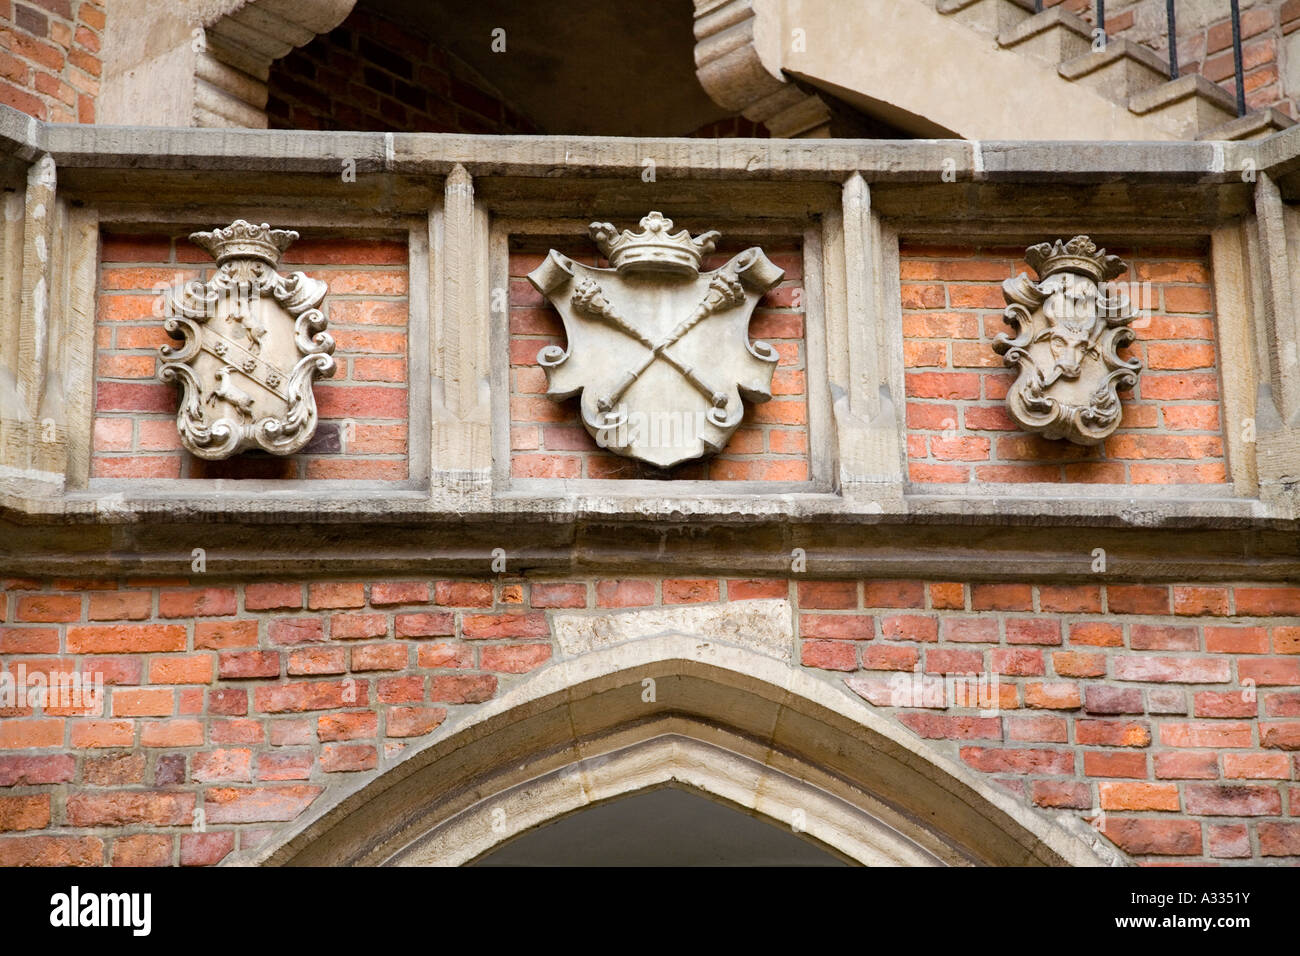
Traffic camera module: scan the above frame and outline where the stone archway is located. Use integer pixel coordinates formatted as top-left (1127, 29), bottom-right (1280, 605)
top-left (243, 635), bottom-right (1125, 867)
top-left (99, 0), bottom-right (358, 127)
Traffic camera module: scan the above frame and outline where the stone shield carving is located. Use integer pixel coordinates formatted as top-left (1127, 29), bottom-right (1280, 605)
top-left (992, 236), bottom-right (1141, 445)
top-left (527, 212), bottom-right (784, 468)
top-left (158, 220), bottom-right (336, 459)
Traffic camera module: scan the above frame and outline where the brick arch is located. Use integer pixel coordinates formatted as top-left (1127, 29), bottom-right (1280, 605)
top-left (244, 635), bottom-right (1124, 867)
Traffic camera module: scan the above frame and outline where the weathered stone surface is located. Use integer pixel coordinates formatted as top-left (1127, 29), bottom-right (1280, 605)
top-left (552, 598), bottom-right (793, 662)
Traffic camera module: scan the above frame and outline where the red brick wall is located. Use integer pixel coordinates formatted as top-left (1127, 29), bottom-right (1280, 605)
top-left (0, 574), bottom-right (1295, 865)
top-left (93, 234), bottom-right (410, 481)
top-left (265, 6), bottom-right (537, 134)
top-left (902, 242), bottom-right (1228, 485)
top-left (0, 0), bottom-right (102, 122)
top-left (1050, 0), bottom-right (1300, 118)
top-left (508, 241), bottom-right (809, 481)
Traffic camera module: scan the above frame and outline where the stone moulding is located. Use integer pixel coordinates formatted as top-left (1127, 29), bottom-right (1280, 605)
top-left (527, 212), bottom-right (784, 469)
top-left (992, 236), bottom-right (1141, 446)
top-left (158, 219), bottom-right (336, 459)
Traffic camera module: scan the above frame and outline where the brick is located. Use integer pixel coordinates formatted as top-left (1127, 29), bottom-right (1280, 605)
top-left (350, 643), bottom-right (408, 671)
top-left (480, 643), bottom-right (552, 673)
top-left (461, 612), bottom-right (548, 640)
top-left (1184, 784), bottom-right (1281, 817)
top-left (244, 583), bottom-right (303, 610)
top-left (112, 687), bottom-right (172, 717)
top-left (799, 614), bottom-right (872, 640)
top-left (66, 791), bottom-right (194, 827)
top-left (434, 581), bottom-right (493, 607)
top-left (219, 651), bottom-right (281, 680)
top-left (208, 688), bottom-right (247, 716)
top-left (69, 719), bottom-right (131, 748)
top-left (254, 679), bottom-right (364, 713)
top-left (376, 676), bottom-right (423, 703)
top-left (800, 640), bottom-right (857, 671)
top-left (1223, 753), bottom-right (1291, 779)
top-left (1083, 750), bottom-right (1147, 779)
top-left (1099, 782), bottom-right (1180, 812)
top-left (1154, 751), bottom-right (1220, 780)
top-left (925, 648), bottom-right (984, 674)
top-left (149, 654), bottom-right (213, 684)
top-left (256, 751), bottom-right (312, 782)
top-left (879, 615), bottom-right (938, 642)
top-left (370, 581), bottom-right (429, 606)
top-left (1259, 822), bottom-right (1300, 857)
top-left (959, 747), bottom-right (1073, 775)
top-left (928, 582), bottom-right (964, 609)
top-left (1261, 721), bottom-right (1300, 750)
top-left (386, 706), bottom-right (447, 737)
top-left (0, 794), bottom-right (50, 832)
top-left (67, 624), bottom-right (185, 654)
top-left (796, 580), bottom-right (858, 609)
top-left (862, 644), bottom-right (919, 671)
top-left (195, 620), bottom-right (258, 650)
top-left (0, 754), bottom-right (74, 786)
top-left (87, 591), bottom-right (151, 620)
top-left (307, 582), bottom-right (366, 610)
top-left (1102, 818), bottom-right (1201, 856)
top-left (317, 711), bottom-right (378, 742)
top-left (1113, 656), bottom-right (1231, 684)
top-left (330, 613), bottom-right (388, 640)
top-left (140, 719), bottom-right (202, 747)
top-left (1239, 658), bottom-right (1300, 686)
top-left (287, 646), bottom-right (346, 676)
top-left (394, 612), bottom-right (454, 638)
top-left (1160, 721), bottom-right (1253, 748)
top-left (16, 594), bottom-right (80, 622)
top-left (320, 743), bottom-right (378, 772)
top-left (1205, 626), bottom-right (1269, 654)
top-left (529, 582), bottom-right (587, 608)
top-left (1130, 624), bottom-right (1198, 651)
top-left (662, 579), bottom-right (720, 604)
top-left (1194, 691), bottom-right (1257, 719)
top-left (0, 836), bottom-right (103, 867)
top-left (192, 748), bottom-right (252, 783)
top-left (1037, 584), bottom-right (1102, 613)
top-left (1006, 715), bottom-right (1067, 742)
top-left (0, 719), bottom-right (63, 748)
top-left (1235, 587), bottom-right (1300, 616)
top-left (268, 618), bottom-right (325, 645)
top-left (991, 647), bottom-right (1043, 676)
top-left (159, 587), bottom-right (237, 618)
top-left (1030, 779), bottom-right (1091, 809)
top-left (941, 618), bottom-right (999, 643)
top-left (1106, 585), bottom-right (1169, 614)
top-left (1084, 685), bottom-right (1143, 715)
top-left (180, 831), bottom-right (235, 866)
top-left (110, 834), bottom-right (171, 867)
top-left (970, 583), bottom-right (1032, 611)
top-left (1208, 824), bottom-right (1251, 860)
top-left (416, 642), bottom-right (473, 669)
top-left (204, 785), bottom-right (321, 824)
top-left (1024, 682), bottom-right (1080, 709)
top-left (429, 674), bottom-right (497, 704)
top-left (898, 714), bottom-right (1001, 739)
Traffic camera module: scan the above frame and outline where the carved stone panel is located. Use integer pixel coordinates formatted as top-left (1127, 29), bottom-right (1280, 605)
top-left (992, 236), bottom-right (1141, 446)
top-left (527, 212), bottom-right (784, 469)
top-left (158, 220), bottom-right (336, 459)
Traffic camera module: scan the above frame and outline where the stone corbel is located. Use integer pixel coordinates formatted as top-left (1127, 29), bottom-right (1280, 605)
top-left (100, 0), bottom-right (358, 128)
top-left (693, 0), bottom-right (833, 137)
top-left (993, 236), bottom-right (1141, 446)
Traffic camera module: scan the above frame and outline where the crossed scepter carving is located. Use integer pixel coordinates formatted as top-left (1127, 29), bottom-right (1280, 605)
top-left (571, 270), bottom-right (747, 424)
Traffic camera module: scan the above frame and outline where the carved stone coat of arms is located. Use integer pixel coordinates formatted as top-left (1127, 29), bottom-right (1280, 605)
top-left (527, 212), bottom-right (784, 468)
top-left (158, 220), bottom-right (336, 459)
top-left (993, 236), bottom-right (1141, 446)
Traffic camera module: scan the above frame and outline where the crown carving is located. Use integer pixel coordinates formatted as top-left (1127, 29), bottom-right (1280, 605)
top-left (1024, 235), bottom-right (1126, 284)
top-left (588, 212), bottom-right (721, 276)
top-left (189, 219), bottom-right (299, 266)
